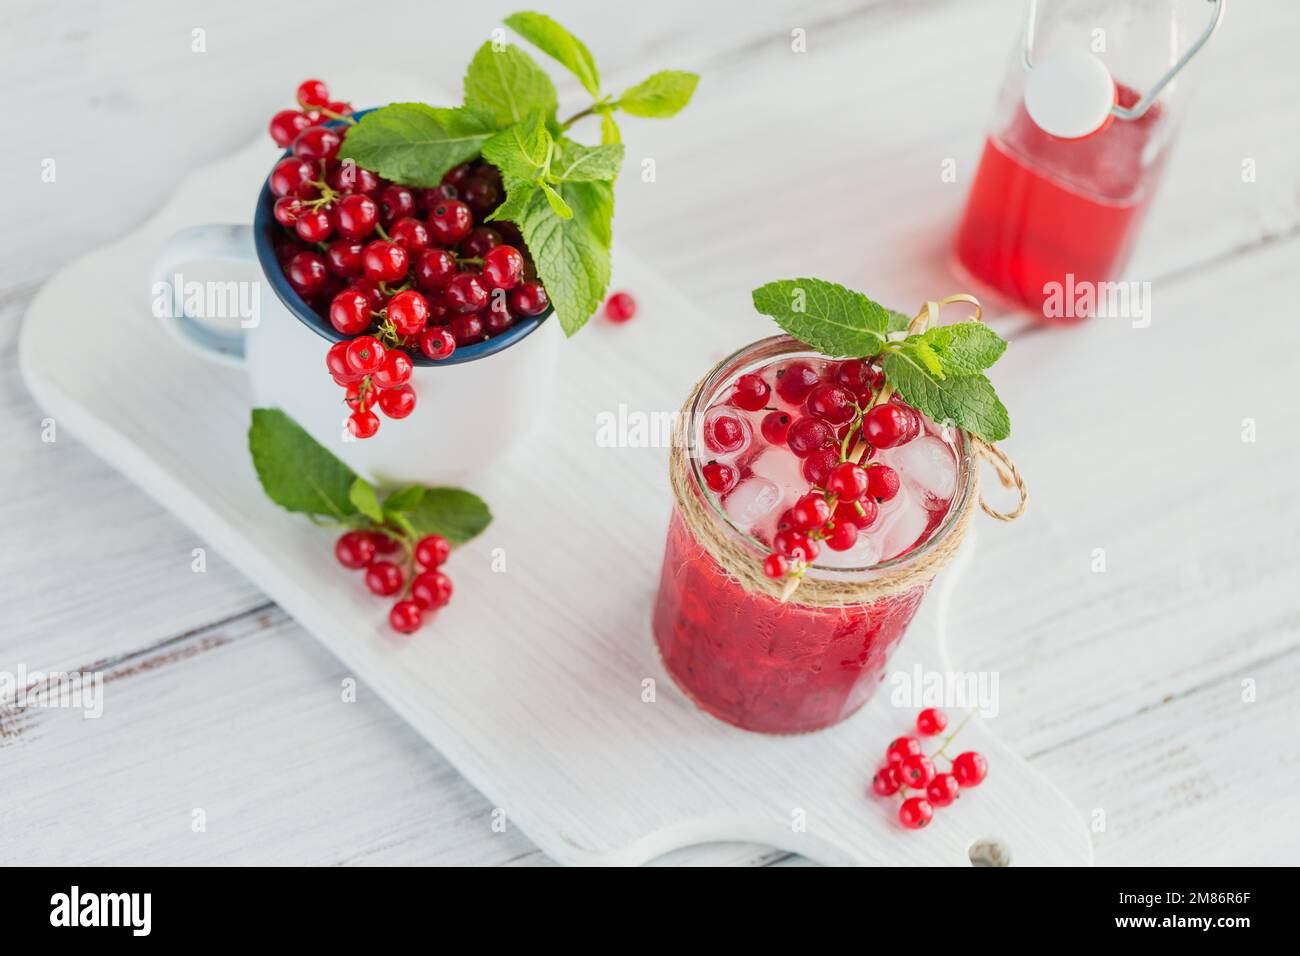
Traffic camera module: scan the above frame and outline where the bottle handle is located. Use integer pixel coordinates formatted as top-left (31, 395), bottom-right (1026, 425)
top-left (152, 223), bottom-right (256, 368)
top-left (1021, 0), bottom-right (1226, 121)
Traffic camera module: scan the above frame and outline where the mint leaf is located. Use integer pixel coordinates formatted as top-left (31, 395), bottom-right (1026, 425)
top-left (919, 322), bottom-right (1007, 375)
top-left (881, 353), bottom-right (1010, 442)
top-left (617, 70), bottom-right (699, 118)
top-left (539, 180), bottom-right (573, 218)
top-left (481, 114), bottom-right (552, 181)
top-left (552, 139), bottom-right (623, 182)
top-left (464, 41), bottom-right (558, 128)
top-left (504, 11), bottom-right (600, 97)
top-left (487, 172), bottom-right (538, 223)
top-left (898, 337), bottom-right (944, 378)
top-left (599, 109), bottom-right (621, 145)
top-left (886, 308), bottom-right (912, 334)
top-left (337, 103), bottom-right (495, 188)
top-left (751, 278), bottom-right (889, 357)
top-left (349, 478), bottom-right (384, 523)
top-left (248, 409), bottom-right (359, 520)
top-left (403, 488), bottom-right (492, 544)
top-left (381, 485), bottom-right (425, 515)
top-left (513, 178), bottom-right (612, 335)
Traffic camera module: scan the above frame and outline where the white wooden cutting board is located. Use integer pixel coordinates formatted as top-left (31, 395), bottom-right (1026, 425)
top-left (17, 110), bottom-right (1090, 866)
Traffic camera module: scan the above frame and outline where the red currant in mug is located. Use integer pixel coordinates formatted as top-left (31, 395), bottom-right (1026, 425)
top-left (760, 411), bottom-right (792, 445)
top-left (483, 295), bottom-right (517, 335)
top-left (444, 272), bottom-right (488, 313)
top-left (482, 244), bottom-right (524, 290)
top-left (372, 349), bottom-right (413, 390)
top-left (460, 226), bottom-right (501, 258)
top-left (386, 289), bottom-right (429, 336)
top-left (389, 217), bottom-right (432, 257)
top-left (509, 281), bottom-right (549, 317)
top-left (861, 403), bottom-right (916, 449)
top-left (377, 185), bottom-right (417, 226)
top-left (419, 326), bottom-right (457, 360)
top-left (325, 240), bottom-right (365, 278)
top-left (273, 196), bottom-right (305, 226)
top-left (701, 461), bottom-right (738, 494)
top-left (413, 248), bottom-right (458, 292)
top-left (427, 199), bottom-right (473, 245)
top-left (801, 447), bottom-right (839, 487)
top-left (269, 157), bottom-right (316, 198)
top-left (291, 125), bottom-right (341, 162)
top-left (285, 251), bottom-right (329, 296)
top-left (449, 313), bottom-right (485, 347)
top-left (361, 241), bottom-right (408, 283)
top-left (333, 194), bottom-right (379, 241)
top-left (824, 519), bottom-right (858, 552)
top-left (731, 373), bottom-right (770, 411)
top-left (377, 385), bottom-right (416, 420)
top-left (328, 289), bottom-right (371, 336)
top-left (294, 207), bottom-right (333, 243)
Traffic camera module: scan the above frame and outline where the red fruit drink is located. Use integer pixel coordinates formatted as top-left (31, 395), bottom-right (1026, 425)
top-left (653, 337), bottom-right (973, 734)
top-left (952, 84), bottom-right (1168, 320)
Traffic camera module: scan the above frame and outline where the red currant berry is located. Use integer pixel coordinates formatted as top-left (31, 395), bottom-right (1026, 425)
top-left (377, 185), bottom-right (417, 227)
top-left (804, 384), bottom-right (856, 425)
top-left (898, 797), bottom-right (934, 830)
top-left (872, 765), bottom-right (901, 796)
top-left (294, 207), bottom-right (333, 242)
top-left (865, 464), bottom-right (901, 501)
top-left (325, 240), bottom-right (365, 278)
top-left (603, 290), bottom-right (637, 323)
top-left (364, 560), bottom-right (404, 597)
top-left (442, 163), bottom-right (473, 189)
top-left (333, 194), bottom-right (378, 241)
top-left (389, 217), bottom-right (431, 257)
top-left (482, 245), bottom-right (524, 290)
top-left (886, 736), bottom-right (923, 765)
top-left (273, 195), bottom-right (305, 226)
top-left (772, 529), bottom-right (819, 563)
top-left (334, 531), bottom-right (376, 569)
top-left (786, 417), bottom-right (833, 457)
top-left (389, 600), bottom-right (424, 634)
top-left (824, 520), bottom-right (858, 551)
top-left (763, 553), bottom-right (789, 579)
top-left (834, 359), bottom-right (876, 402)
top-left (327, 163), bottom-right (381, 196)
top-left (291, 125), bottom-right (341, 162)
top-left (344, 381), bottom-right (376, 411)
top-left (270, 157), bottom-right (316, 198)
top-left (325, 100), bottom-right (352, 117)
top-left (898, 753), bottom-right (935, 789)
top-left (789, 493), bottom-right (831, 531)
top-left (419, 326), bottom-right (457, 360)
top-left (951, 751), bottom-right (988, 787)
top-left (270, 109), bottom-right (311, 147)
top-left (377, 385), bottom-right (416, 419)
top-left (349, 278), bottom-right (386, 313)
top-left (427, 199), bottom-right (473, 245)
top-left (411, 570), bottom-right (453, 610)
top-left (704, 413), bottom-right (745, 453)
top-left (916, 707), bottom-right (948, 736)
top-left (862, 404), bottom-right (916, 449)
top-left (444, 272), bottom-right (488, 313)
top-left (760, 411), bottom-right (792, 445)
top-left (702, 461), bottom-right (739, 494)
top-left (462, 175), bottom-right (501, 215)
top-left (413, 248), bottom-right (458, 292)
top-left (285, 251), bottom-right (329, 296)
top-left (775, 361), bottom-right (820, 403)
top-left (461, 226), bottom-right (501, 258)
top-left (328, 289), bottom-right (371, 335)
top-left (345, 335), bottom-right (385, 374)
top-left (802, 448), bottom-right (839, 487)
top-left (483, 295), bottom-right (517, 335)
top-left (372, 349), bottom-right (413, 390)
top-left (449, 313), bottom-right (485, 346)
top-left (347, 409), bottom-right (380, 439)
top-left (925, 773), bottom-right (960, 807)
top-left (326, 340), bottom-right (361, 382)
top-left (361, 241), bottom-right (408, 282)
top-left (386, 289), bottom-right (429, 336)
top-left (296, 78), bottom-right (330, 108)
top-left (731, 373), bottom-right (771, 411)
top-left (509, 281), bottom-right (550, 317)
top-left (826, 462), bottom-right (870, 501)
top-left (414, 534), bottom-right (451, 569)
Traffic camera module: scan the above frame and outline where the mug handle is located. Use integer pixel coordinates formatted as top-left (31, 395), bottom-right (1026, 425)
top-left (153, 223), bottom-right (256, 368)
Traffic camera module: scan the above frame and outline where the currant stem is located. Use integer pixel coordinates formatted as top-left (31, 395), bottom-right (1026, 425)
top-left (928, 709), bottom-right (977, 763)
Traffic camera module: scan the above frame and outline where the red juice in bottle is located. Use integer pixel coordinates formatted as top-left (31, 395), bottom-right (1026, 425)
top-left (953, 84), bottom-right (1167, 320)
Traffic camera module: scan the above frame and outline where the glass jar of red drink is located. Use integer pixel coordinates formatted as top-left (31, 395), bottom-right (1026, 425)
top-left (952, 0), bottom-right (1224, 320)
top-left (652, 336), bottom-right (975, 735)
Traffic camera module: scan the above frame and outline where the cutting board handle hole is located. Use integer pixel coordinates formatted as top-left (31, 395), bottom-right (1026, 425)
top-left (967, 837), bottom-right (1012, 867)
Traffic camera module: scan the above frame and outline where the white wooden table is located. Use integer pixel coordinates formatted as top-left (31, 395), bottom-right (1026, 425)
top-left (3, 0), bottom-right (1299, 866)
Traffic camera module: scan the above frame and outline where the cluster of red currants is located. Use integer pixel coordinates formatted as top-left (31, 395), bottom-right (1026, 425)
top-left (335, 529), bottom-right (455, 634)
top-left (870, 708), bottom-right (987, 829)
top-left (707, 358), bottom-right (927, 580)
top-left (267, 79), bottom-right (551, 439)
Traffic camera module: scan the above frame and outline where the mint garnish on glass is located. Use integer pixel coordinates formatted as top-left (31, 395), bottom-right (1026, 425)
top-left (337, 11), bottom-right (699, 336)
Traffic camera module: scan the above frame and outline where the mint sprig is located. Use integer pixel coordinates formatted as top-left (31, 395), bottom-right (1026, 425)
top-left (336, 11), bottom-right (698, 337)
top-left (751, 279), bottom-right (1012, 443)
top-left (249, 409), bottom-right (491, 543)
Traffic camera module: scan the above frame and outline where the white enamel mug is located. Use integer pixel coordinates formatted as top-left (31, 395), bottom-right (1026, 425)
top-left (152, 156), bottom-right (559, 486)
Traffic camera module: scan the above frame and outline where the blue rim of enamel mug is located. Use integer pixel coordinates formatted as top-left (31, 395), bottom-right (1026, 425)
top-left (252, 108), bottom-right (553, 367)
